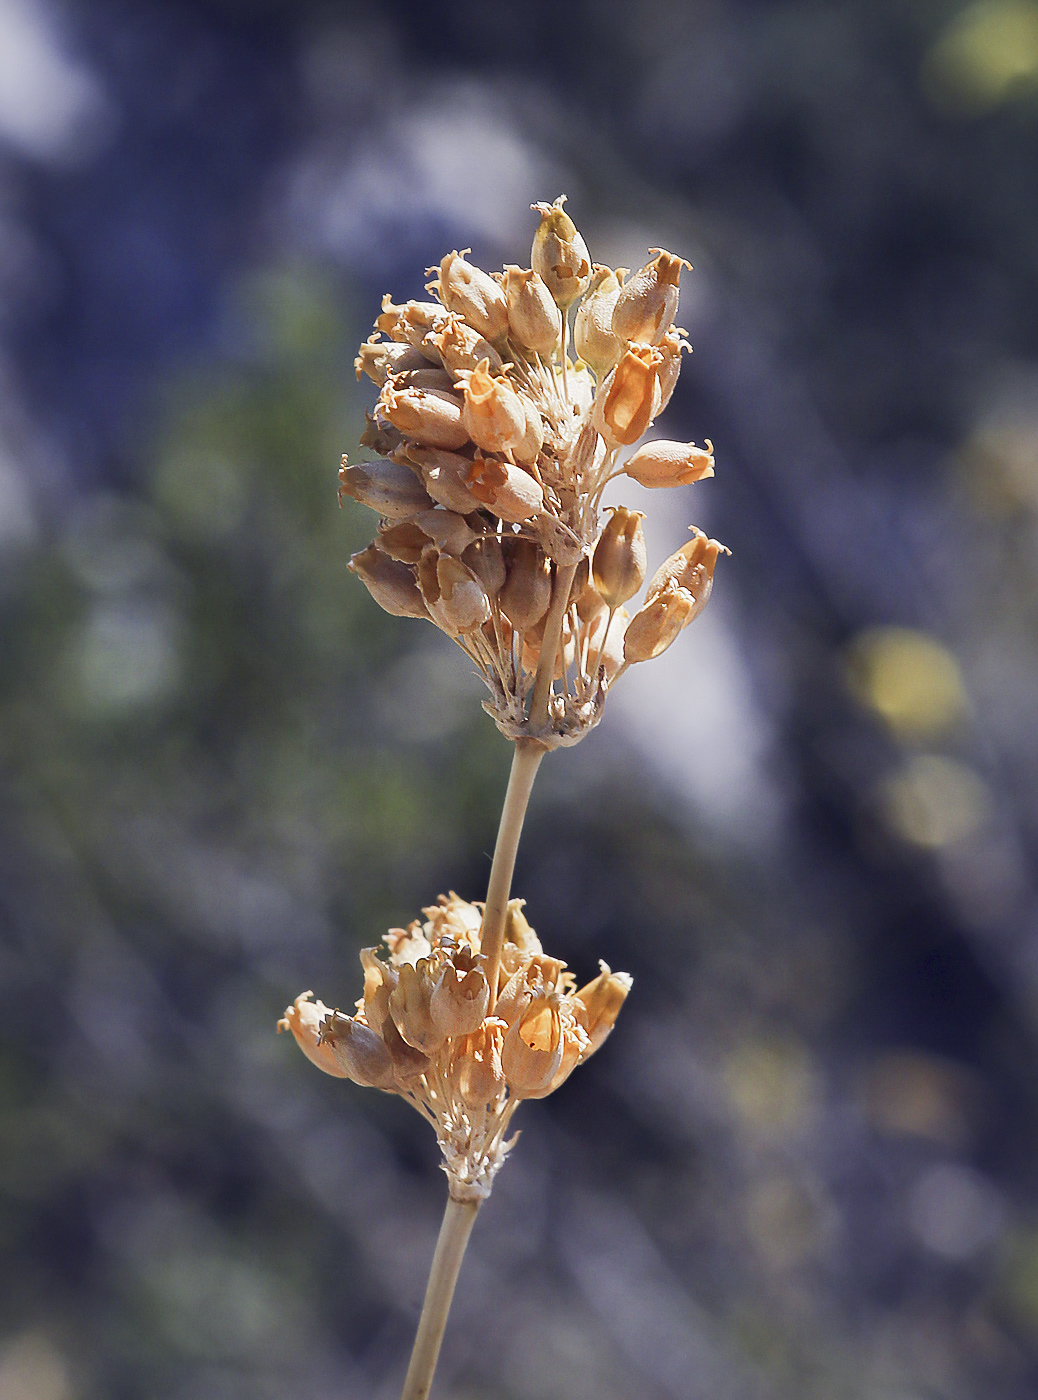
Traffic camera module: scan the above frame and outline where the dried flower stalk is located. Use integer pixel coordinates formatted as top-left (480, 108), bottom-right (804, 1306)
top-left (282, 197), bottom-right (724, 1399)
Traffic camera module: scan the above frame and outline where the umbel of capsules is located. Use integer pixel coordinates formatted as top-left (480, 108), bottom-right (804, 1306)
top-left (341, 196), bottom-right (727, 750)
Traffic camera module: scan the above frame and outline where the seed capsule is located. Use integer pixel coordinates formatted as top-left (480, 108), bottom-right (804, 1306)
top-left (380, 385), bottom-right (469, 451)
top-left (278, 992), bottom-right (349, 1077)
top-left (429, 315), bottom-right (504, 374)
top-left (574, 265), bottom-right (626, 379)
top-left (501, 265), bottom-right (562, 355)
top-left (405, 446), bottom-right (484, 514)
top-left (456, 1020), bottom-right (507, 1109)
top-left (338, 457), bottom-right (433, 519)
top-left (645, 528), bottom-right (727, 611)
top-left (530, 196), bottom-right (592, 308)
top-left (348, 545), bottom-right (428, 619)
top-left (575, 961), bottom-right (633, 1053)
top-left (462, 535), bottom-right (507, 599)
top-left (421, 551), bottom-right (493, 634)
top-left (622, 590), bottom-right (695, 663)
top-left (592, 344), bottom-right (663, 447)
top-left (458, 359), bottom-right (529, 455)
top-left (355, 337), bottom-right (429, 385)
top-left (433, 250), bottom-right (510, 343)
top-left (317, 1011), bottom-right (397, 1089)
top-left (467, 458), bottom-right (544, 523)
top-left (611, 248), bottom-right (689, 346)
top-left (499, 538), bottom-right (552, 631)
top-left (622, 439), bottom-right (714, 488)
top-left (592, 507), bottom-right (647, 607)
top-left (389, 961), bottom-right (445, 1054)
top-left (410, 508), bottom-right (478, 557)
top-left (501, 994), bottom-right (564, 1098)
top-left (430, 963), bottom-right (490, 1039)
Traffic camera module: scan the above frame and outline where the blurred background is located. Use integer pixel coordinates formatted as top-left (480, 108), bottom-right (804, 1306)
top-left (1, 1), bottom-right (1038, 1396)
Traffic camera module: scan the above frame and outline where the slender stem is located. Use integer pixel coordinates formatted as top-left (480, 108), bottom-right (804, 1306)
top-left (527, 561), bottom-right (579, 735)
top-left (481, 739), bottom-right (544, 1011)
top-left (400, 1196), bottom-right (481, 1400)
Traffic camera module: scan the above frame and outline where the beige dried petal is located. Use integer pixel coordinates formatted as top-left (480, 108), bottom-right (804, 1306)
top-left (501, 995), bottom-right (564, 1098)
top-left (592, 345), bottom-right (664, 447)
top-left (575, 961), bottom-right (632, 1054)
top-left (531, 195), bottom-right (591, 308)
top-left (574, 264), bottom-right (626, 379)
top-left (467, 457), bottom-right (544, 523)
top-left (432, 553), bottom-right (493, 634)
top-left (458, 359), bottom-right (529, 455)
top-left (435, 251), bottom-right (510, 342)
top-left (410, 508), bottom-right (478, 556)
top-left (623, 438), bottom-right (714, 488)
top-left (429, 315), bottom-right (504, 373)
top-left (430, 963), bottom-right (490, 1039)
top-left (611, 248), bottom-right (689, 346)
top-left (355, 337), bottom-right (429, 385)
top-left (278, 992), bottom-right (349, 1077)
top-left (380, 385), bottom-right (469, 451)
top-left (389, 961), bottom-right (445, 1054)
top-left (502, 265), bottom-right (562, 355)
top-left (338, 457), bottom-right (433, 519)
top-left (318, 1011), bottom-right (397, 1089)
top-left (499, 538), bottom-right (552, 631)
top-left (592, 506), bottom-right (647, 607)
top-left (623, 590), bottom-right (695, 663)
top-left (455, 1019), bottom-right (507, 1109)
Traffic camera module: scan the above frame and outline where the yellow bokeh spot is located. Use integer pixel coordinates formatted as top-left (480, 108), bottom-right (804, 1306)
top-left (881, 754), bottom-right (992, 848)
top-left (846, 627), bottom-right (968, 739)
top-left (922, 0), bottom-right (1038, 115)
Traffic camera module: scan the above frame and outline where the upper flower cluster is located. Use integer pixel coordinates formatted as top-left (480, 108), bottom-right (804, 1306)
top-left (279, 892), bottom-right (630, 1201)
top-left (342, 196), bottom-right (725, 748)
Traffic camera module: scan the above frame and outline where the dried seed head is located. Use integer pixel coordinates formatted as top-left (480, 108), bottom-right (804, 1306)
top-left (434, 250), bottom-right (510, 343)
top-left (501, 994), bottom-right (564, 1098)
top-left (499, 538), bottom-right (552, 631)
top-left (318, 1011), bottom-right (397, 1089)
top-left (592, 344), bottom-right (663, 447)
top-left (611, 248), bottom-right (690, 346)
top-left (574, 265), bottom-right (626, 379)
top-left (592, 506), bottom-right (647, 607)
top-left (622, 438), bottom-right (714, 489)
top-left (466, 457), bottom-right (545, 523)
top-left (501, 265), bottom-right (562, 355)
top-left (623, 591), bottom-right (695, 663)
top-left (531, 196), bottom-right (592, 308)
top-left (338, 457), bottom-right (433, 519)
top-left (278, 992), bottom-right (349, 1077)
top-left (348, 544), bottom-right (427, 619)
top-left (458, 358), bottom-right (529, 455)
top-left (575, 962), bottom-right (633, 1052)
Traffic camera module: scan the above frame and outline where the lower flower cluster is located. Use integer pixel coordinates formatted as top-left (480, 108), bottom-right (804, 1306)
top-left (279, 893), bottom-right (630, 1201)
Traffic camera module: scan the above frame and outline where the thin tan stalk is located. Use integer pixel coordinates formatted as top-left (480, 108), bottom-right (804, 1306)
top-left (481, 739), bottom-right (544, 1012)
top-left (527, 560), bottom-right (579, 735)
top-left (400, 1196), bottom-right (481, 1400)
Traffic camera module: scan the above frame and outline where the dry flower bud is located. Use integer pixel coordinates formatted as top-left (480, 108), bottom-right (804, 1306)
top-left (355, 337), bottom-right (429, 385)
top-left (502, 994), bottom-right (564, 1098)
top-left (278, 992), bottom-right (349, 1077)
top-left (430, 315), bottom-right (503, 374)
top-left (459, 359), bottom-right (529, 455)
top-left (575, 962), bottom-right (632, 1053)
top-left (431, 963), bottom-right (490, 1039)
top-left (318, 1011), bottom-right (397, 1089)
top-left (592, 344), bottom-right (663, 447)
top-left (611, 248), bottom-right (690, 346)
top-left (574, 265), bottom-right (626, 379)
top-left (501, 265), bottom-right (562, 355)
top-left (462, 535), bottom-right (507, 599)
top-left (467, 457), bottom-right (544, 523)
top-left (499, 538), bottom-right (552, 631)
top-left (622, 438), bottom-right (714, 488)
top-left (348, 544), bottom-right (428, 619)
top-left (592, 506), bottom-right (647, 607)
top-left (338, 457), bottom-right (433, 519)
top-left (380, 385), bottom-right (469, 451)
top-left (622, 590), bottom-right (696, 663)
top-left (434, 251), bottom-right (510, 343)
top-left (389, 961), bottom-right (445, 1054)
top-left (456, 1020), bottom-right (507, 1108)
top-left (531, 196), bottom-right (592, 308)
